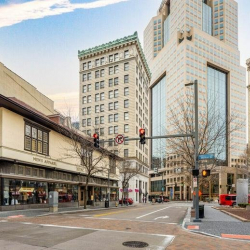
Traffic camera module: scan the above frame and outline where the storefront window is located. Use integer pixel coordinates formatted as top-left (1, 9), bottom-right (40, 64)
top-left (94, 187), bottom-right (107, 202)
top-left (110, 188), bottom-right (118, 201)
top-left (48, 183), bottom-right (78, 202)
top-left (3, 179), bottom-right (48, 205)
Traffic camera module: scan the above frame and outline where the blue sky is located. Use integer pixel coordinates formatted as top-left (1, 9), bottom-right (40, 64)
top-left (0, 0), bottom-right (249, 116)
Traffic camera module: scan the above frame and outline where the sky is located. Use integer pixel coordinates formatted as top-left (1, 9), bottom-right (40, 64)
top-left (0, 0), bottom-right (250, 118)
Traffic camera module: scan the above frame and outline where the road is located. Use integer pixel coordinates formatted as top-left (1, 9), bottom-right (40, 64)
top-left (0, 202), bottom-right (250, 249)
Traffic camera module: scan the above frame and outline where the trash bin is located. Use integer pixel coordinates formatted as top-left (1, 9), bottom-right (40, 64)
top-left (105, 200), bottom-right (109, 208)
top-left (199, 205), bottom-right (204, 218)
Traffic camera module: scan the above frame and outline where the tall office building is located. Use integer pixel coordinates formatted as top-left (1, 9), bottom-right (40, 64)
top-left (144, 0), bottom-right (246, 200)
top-left (78, 32), bottom-right (151, 203)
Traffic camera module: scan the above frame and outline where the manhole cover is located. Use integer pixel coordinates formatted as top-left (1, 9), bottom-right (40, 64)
top-left (122, 241), bottom-right (149, 248)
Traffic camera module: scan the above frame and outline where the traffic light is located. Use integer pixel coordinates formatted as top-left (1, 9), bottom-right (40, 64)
top-left (139, 128), bottom-right (146, 144)
top-left (202, 169), bottom-right (210, 177)
top-left (93, 133), bottom-right (99, 148)
top-left (192, 169), bottom-right (199, 176)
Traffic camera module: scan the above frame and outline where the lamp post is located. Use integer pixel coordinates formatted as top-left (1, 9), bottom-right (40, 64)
top-left (185, 80), bottom-right (201, 222)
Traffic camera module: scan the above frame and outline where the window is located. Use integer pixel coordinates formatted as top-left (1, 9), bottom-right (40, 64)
top-left (114, 113), bottom-right (118, 122)
top-left (114, 65), bottom-right (119, 74)
top-left (124, 124), bottom-right (129, 133)
top-left (100, 57), bottom-right (105, 65)
top-left (100, 69), bottom-right (105, 77)
top-left (109, 126), bottom-right (113, 134)
top-left (124, 62), bottom-right (129, 71)
top-left (109, 91), bottom-right (113, 99)
top-left (25, 123), bottom-right (49, 155)
top-left (114, 77), bottom-right (119, 85)
top-left (124, 75), bottom-right (129, 83)
top-left (82, 74), bottom-right (87, 82)
top-left (95, 82), bottom-right (99, 90)
top-left (87, 73), bottom-right (91, 80)
top-left (124, 149), bottom-right (129, 157)
top-left (109, 114), bottom-right (114, 123)
top-left (87, 118), bottom-right (91, 126)
top-left (88, 61), bottom-right (91, 69)
top-left (114, 101), bottom-right (118, 110)
top-left (100, 81), bottom-right (104, 89)
top-left (114, 126), bottom-right (118, 134)
top-left (82, 96), bottom-right (87, 104)
top-left (95, 105), bottom-right (99, 113)
top-left (95, 117), bottom-right (99, 125)
top-left (109, 78), bottom-right (113, 87)
top-left (82, 119), bottom-right (86, 127)
top-left (109, 55), bottom-right (113, 63)
top-left (83, 85), bottom-right (87, 93)
top-left (95, 70), bottom-right (99, 78)
top-left (83, 63), bottom-right (87, 70)
top-left (109, 102), bottom-right (113, 110)
top-left (124, 99), bottom-right (129, 108)
top-left (100, 104), bottom-right (104, 112)
top-left (124, 87), bottom-right (129, 96)
top-left (100, 92), bottom-right (104, 101)
top-left (114, 53), bottom-right (119, 61)
top-left (100, 116), bottom-right (104, 124)
top-left (100, 128), bottom-right (104, 136)
top-left (82, 108), bottom-right (86, 115)
top-left (87, 130), bottom-right (91, 136)
top-left (95, 59), bottom-right (100, 67)
top-left (109, 67), bottom-right (114, 75)
top-left (87, 84), bottom-right (91, 92)
top-left (124, 137), bottom-right (129, 145)
top-left (124, 112), bottom-right (129, 120)
top-left (124, 50), bottom-right (129, 59)
top-left (114, 89), bottom-right (119, 98)
top-left (87, 107), bottom-right (91, 115)
top-left (95, 94), bottom-right (100, 101)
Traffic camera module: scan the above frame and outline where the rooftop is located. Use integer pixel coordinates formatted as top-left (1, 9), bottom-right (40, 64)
top-left (78, 32), bottom-right (151, 79)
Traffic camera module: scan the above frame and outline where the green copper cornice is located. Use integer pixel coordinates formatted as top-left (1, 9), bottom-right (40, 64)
top-left (78, 32), bottom-right (151, 79)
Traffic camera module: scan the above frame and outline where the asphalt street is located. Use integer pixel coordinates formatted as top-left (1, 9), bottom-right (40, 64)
top-left (1, 202), bottom-right (250, 250)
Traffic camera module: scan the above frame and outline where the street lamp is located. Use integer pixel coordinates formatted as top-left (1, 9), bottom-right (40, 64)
top-left (185, 80), bottom-right (201, 222)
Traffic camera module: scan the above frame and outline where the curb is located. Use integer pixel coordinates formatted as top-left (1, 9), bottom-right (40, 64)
top-left (219, 210), bottom-right (250, 222)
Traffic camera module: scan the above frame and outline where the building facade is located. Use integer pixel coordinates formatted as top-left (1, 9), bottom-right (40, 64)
top-left (144, 0), bottom-right (246, 200)
top-left (0, 62), bottom-right (120, 211)
top-left (78, 32), bottom-right (151, 203)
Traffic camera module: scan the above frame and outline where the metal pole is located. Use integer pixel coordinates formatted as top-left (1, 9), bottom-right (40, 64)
top-left (108, 169), bottom-right (110, 206)
top-left (194, 79), bottom-right (201, 222)
top-left (162, 172), bottom-right (164, 203)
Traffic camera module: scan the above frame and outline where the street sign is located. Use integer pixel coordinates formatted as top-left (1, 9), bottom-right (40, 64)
top-left (198, 154), bottom-right (215, 160)
top-left (193, 177), bottom-right (198, 188)
top-left (115, 134), bottom-right (124, 144)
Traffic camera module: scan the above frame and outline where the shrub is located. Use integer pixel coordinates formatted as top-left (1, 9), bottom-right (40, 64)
top-left (238, 203), bottom-right (249, 208)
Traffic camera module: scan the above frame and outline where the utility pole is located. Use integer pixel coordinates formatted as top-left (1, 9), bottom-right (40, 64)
top-left (185, 80), bottom-right (200, 222)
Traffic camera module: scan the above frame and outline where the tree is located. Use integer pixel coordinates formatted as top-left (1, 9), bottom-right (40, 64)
top-left (119, 160), bottom-right (142, 205)
top-left (58, 121), bottom-right (120, 209)
top-left (154, 91), bottom-right (244, 198)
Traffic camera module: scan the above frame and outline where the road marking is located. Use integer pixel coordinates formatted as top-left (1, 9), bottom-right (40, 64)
top-left (154, 216), bottom-right (169, 220)
top-left (136, 207), bottom-right (170, 219)
top-left (93, 210), bottom-right (130, 217)
top-left (187, 225), bottom-right (199, 230)
top-left (0, 220), bottom-right (8, 222)
top-left (221, 234), bottom-right (250, 240)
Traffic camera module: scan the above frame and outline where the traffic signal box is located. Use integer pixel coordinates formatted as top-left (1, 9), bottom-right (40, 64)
top-left (93, 133), bottom-right (99, 148)
top-left (139, 128), bottom-right (146, 144)
top-left (202, 169), bottom-right (210, 177)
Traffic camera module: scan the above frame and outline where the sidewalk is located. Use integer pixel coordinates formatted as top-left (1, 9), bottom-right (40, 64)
top-left (184, 203), bottom-right (250, 240)
top-left (0, 204), bottom-right (137, 218)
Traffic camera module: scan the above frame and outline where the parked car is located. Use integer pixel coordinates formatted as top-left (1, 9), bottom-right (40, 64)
top-left (119, 198), bottom-right (133, 205)
top-left (219, 194), bottom-right (236, 206)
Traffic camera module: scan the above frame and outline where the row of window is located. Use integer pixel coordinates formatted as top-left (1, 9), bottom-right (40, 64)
top-left (82, 124), bottom-right (130, 134)
top-left (82, 112), bottom-right (130, 127)
top-left (82, 63), bottom-right (129, 81)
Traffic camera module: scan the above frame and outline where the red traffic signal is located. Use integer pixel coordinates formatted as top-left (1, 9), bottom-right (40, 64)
top-left (139, 128), bottom-right (146, 144)
top-left (93, 133), bottom-right (99, 148)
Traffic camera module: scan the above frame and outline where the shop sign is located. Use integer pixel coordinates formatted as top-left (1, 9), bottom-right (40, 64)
top-left (19, 187), bottom-right (34, 193)
top-left (135, 189), bottom-right (139, 193)
top-left (33, 157), bottom-right (57, 166)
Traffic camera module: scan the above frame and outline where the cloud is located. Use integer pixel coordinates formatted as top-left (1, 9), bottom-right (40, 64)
top-left (0, 0), bottom-right (129, 28)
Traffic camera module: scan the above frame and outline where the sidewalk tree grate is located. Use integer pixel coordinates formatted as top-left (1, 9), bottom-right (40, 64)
top-left (122, 241), bottom-right (149, 248)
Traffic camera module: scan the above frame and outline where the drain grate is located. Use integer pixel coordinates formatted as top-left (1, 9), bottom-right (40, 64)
top-left (122, 241), bottom-right (149, 248)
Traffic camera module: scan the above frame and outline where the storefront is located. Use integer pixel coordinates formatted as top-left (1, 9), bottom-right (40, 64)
top-left (0, 161), bottom-right (119, 211)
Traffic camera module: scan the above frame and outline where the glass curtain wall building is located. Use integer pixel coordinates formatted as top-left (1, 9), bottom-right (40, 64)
top-left (151, 76), bottom-right (167, 169)
top-left (207, 66), bottom-right (227, 163)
